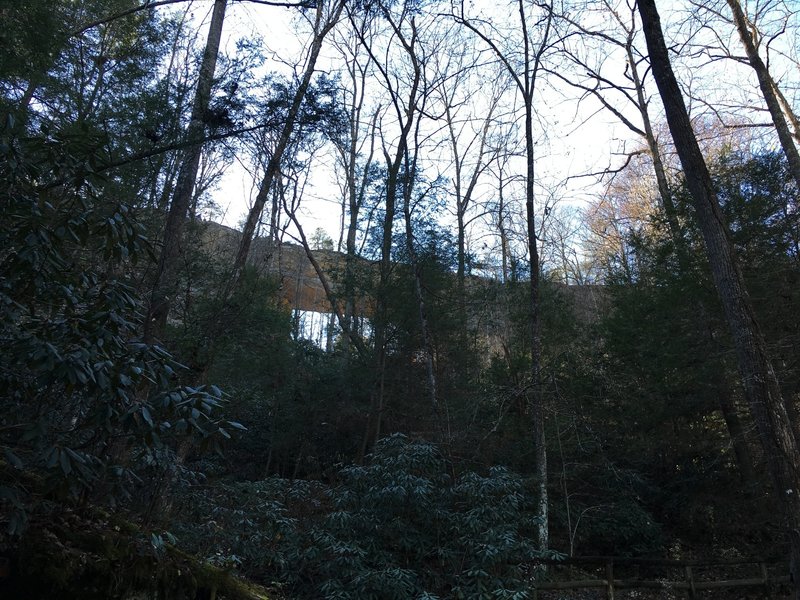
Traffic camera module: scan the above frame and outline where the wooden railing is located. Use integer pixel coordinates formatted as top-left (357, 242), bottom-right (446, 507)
top-left (532, 555), bottom-right (791, 598)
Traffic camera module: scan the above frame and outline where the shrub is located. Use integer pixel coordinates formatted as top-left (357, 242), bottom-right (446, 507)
top-left (0, 118), bottom-right (234, 534)
top-left (178, 434), bottom-right (551, 599)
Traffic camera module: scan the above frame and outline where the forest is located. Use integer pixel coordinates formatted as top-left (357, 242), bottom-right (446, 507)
top-left (1, 0), bottom-right (800, 598)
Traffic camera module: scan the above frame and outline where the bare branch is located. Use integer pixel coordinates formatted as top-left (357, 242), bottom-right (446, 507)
top-left (71, 0), bottom-right (315, 37)
top-left (565, 149), bottom-right (647, 183)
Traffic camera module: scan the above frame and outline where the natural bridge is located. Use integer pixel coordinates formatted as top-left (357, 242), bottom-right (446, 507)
top-left (196, 221), bottom-right (606, 342)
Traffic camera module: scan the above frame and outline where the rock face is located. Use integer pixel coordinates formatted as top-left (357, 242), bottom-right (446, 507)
top-left (197, 220), bottom-right (605, 330)
top-left (197, 220), bottom-right (364, 314)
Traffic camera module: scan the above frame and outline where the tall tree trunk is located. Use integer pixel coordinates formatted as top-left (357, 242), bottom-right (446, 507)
top-left (519, 0), bottom-right (552, 554)
top-left (525, 100), bottom-right (548, 551)
top-left (451, 115), bottom-right (493, 325)
top-left (628, 13), bottom-right (758, 482)
top-left (358, 138), bottom-right (397, 460)
top-left (403, 203), bottom-right (439, 414)
top-left (716, 381), bottom-right (756, 485)
top-left (458, 0), bottom-right (553, 551)
top-left (399, 46), bottom-right (440, 419)
top-left (354, 3), bottom-right (425, 457)
top-left (639, 1), bottom-right (800, 594)
top-left (344, 108), bottom-right (378, 341)
top-left (330, 22), bottom-right (374, 354)
top-left (498, 171), bottom-right (510, 284)
top-left (358, 188), bottom-right (394, 461)
top-left (701, 307), bottom-right (758, 484)
top-left (401, 148), bottom-right (439, 417)
top-left (726, 0), bottom-right (800, 191)
top-left (145, 0), bottom-right (227, 340)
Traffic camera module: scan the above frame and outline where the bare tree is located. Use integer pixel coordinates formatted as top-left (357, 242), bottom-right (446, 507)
top-left (484, 125), bottom-right (525, 285)
top-left (680, 0), bottom-right (800, 187)
top-left (582, 157), bottom-right (654, 282)
top-left (278, 151), bottom-right (369, 356)
top-left (352, 0), bottom-right (442, 454)
top-left (723, 0), bottom-right (800, 189)
top-left (228, 0), bottom-right (346, 293)
top-left (555, 0), bottom-right (758, 482)
top-left (452, 0), bottom-right (555, 552)
top-left (432, 36), bottom-right (507, 311)
top-left (552, 0), bottom-right (687, 251)
top-left (329, 20), bottom-right (381, 342)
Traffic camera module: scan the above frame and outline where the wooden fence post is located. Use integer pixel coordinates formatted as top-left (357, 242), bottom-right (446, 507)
top-left (685, 565), bottom-right (696, 599)
top-left (605, 558), bottom-right (614, 600)
top-left (760, 562), bottom-right (773, 599)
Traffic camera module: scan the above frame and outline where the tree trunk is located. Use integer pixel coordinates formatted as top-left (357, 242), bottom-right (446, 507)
top-left (726, 0), bottom-right (800, 191)
top-left (772, 79), bottom-right (800, 143)
top-left (630, 18), bottom-right (759, 483)
top-left (716, 381), bottom-right (756, 485)
top-left (457, 208), bottom-right (466, 298)
top-left (498, 171), bottom-right (510, 284)
top-left (145, 0), bottom-right (227, 340)
top-left (358, 151), bottom-right (395, 462)
top-left (354, 5), bottom-right (426, 457)
top-left (285, 207), bottom-right (368, 356)
top-left (229, 1), bottom-right (344, 293)
top-left (19, 77), bottom-right (38, 113)
top-left (638, 1), bottom-right (800, 594)
top-left (402, 163), bottom-right (439, 417)
top-left (627, 40), bottom-right (684, 250)
top-left (525, 100), bottom-right (548, 552)
top-left (519, 0), bottom-right (552, 554)
top-left (344, 107), bottom-right (378, 341)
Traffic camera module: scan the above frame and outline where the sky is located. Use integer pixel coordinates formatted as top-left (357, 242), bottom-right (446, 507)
top-left (213, 3), bottom-right (346, 236)
top-left (197, 1), bottom-right (626, 241)
top-left (170, 0), bottom-right (799, 272)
